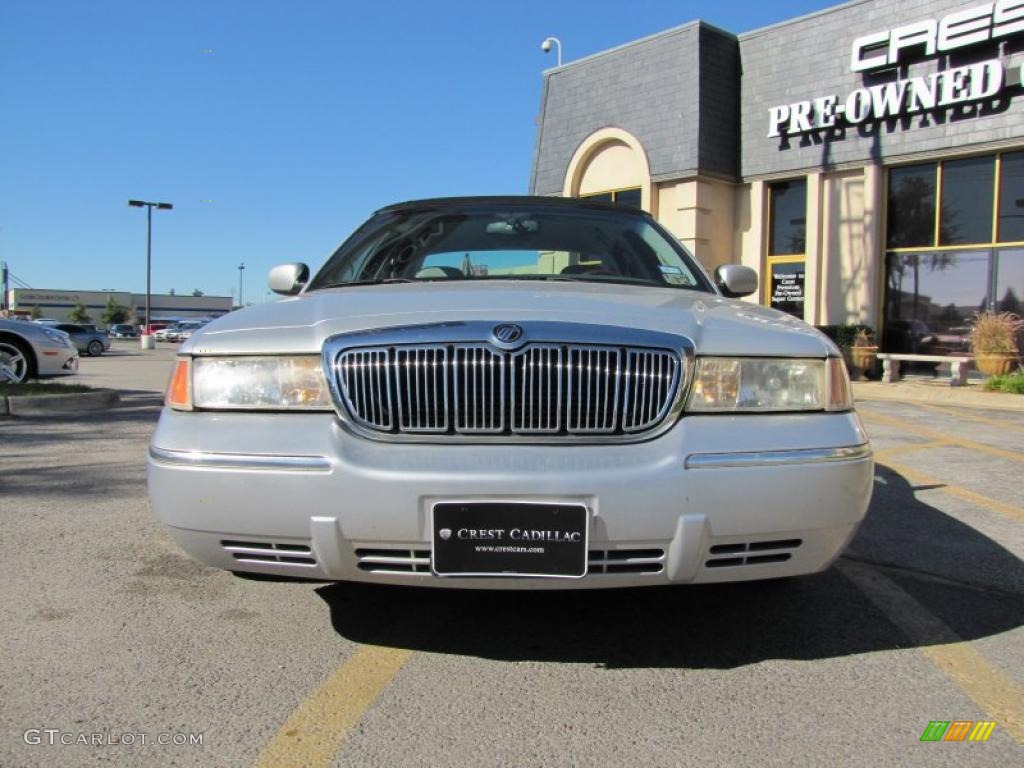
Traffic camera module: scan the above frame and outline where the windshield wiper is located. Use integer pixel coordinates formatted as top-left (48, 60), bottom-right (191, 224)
top-left (320, 277), bottom-right (416, 288)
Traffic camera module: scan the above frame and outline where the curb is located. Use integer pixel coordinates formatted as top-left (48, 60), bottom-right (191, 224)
top-left (3, 389), bottom-right (121, 417)
top-left (853, 381), bottom-right (1024, 412)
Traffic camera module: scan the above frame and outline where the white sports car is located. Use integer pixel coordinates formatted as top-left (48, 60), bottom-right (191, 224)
top-left (0, 318), bottom-right (79, 383)
top-left (147, 197), bottom-right (873, 588)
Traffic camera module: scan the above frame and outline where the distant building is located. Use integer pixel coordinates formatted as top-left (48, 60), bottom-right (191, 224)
top-left (6, 288), bottom-right (232, 323)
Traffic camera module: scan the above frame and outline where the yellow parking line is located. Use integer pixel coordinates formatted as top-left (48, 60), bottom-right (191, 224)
top-left (254, 645), bottom-right (413, 768)
top-left (872, 440), bottom-right (952, 460)
top-left (861, 411), bottom-right (1024, 464)
top-left (912, 402), bottom-right (1024, 434)
top-left (877, 458), bottom-right (1024, 523)
top-left (837, 560), bottom-right (1023, 743)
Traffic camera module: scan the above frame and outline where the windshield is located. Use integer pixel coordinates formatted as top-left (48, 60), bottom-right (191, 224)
top-left (307, 202), bottom-right (714, 292)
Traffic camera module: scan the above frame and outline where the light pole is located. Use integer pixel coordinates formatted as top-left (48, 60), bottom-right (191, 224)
top-left (541, 36), bottom-right (563, 67)
top-left (237, 262), bottom-right (246, 308)
top-left (128, 199), bottom-right (173, 349)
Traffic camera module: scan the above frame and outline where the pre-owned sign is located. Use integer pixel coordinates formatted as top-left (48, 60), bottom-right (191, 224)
top-left (767, 1), bottom-right (1023, 138)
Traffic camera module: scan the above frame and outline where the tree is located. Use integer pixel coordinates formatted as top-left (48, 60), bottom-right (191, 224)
top-left (998, 287), bottom-right (1021, 315)
top-left (99, 295), bottom-right (129, 325)
top-left (29, 304), bottom-right (41, 319)
top-left (67, 301), bottom-right (91, 323)
top-left (169, 288), bottom-right (176, 296)
top-left (192, 289), bottom-right (204, 297)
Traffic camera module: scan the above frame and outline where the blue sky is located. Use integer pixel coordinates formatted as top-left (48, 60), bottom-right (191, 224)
top-left (1, 0), bottom-right (835, 302)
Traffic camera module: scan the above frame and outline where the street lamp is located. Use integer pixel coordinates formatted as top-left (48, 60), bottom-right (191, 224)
top-left (541, 36), bottom-right (563, 67)
top-left (128, 199), bottom-right (173, 349)
top-left (237, 262), bottom-right (246, 308)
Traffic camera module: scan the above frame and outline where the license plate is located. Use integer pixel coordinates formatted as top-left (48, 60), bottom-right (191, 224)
top-left (431, 501), bottom-right (588, 578)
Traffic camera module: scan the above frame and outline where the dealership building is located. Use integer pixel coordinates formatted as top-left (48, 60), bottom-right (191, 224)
top-left (531, 0), bottom-right (1024, 349)
top-left (5, 288), bottom-right (232, 324)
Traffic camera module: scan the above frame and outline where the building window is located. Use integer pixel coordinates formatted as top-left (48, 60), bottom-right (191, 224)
top-left (766, 179), bottom-right (807, 319)
top-left (768, 180), bottom-right (806, 256)
top-left (939, 156), bottom-right (996, 246)
top-left (999, 151), bottom-right (1024, 244)
top-left (886, 164), bottom-right (936, 249)
top-left (580, 187), bottom-right (642, 208)
top-left (883, 151), bottom-right (1024, 355)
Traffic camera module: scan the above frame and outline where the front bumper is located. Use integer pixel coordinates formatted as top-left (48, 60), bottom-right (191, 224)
top-left (147, 410), bottom-right (873, 588)
top-left (36, 344), bottom-right (78, 377)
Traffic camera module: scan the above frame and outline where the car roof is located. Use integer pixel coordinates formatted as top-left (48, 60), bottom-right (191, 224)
top-left (374, 195), bottom-right (649, 217)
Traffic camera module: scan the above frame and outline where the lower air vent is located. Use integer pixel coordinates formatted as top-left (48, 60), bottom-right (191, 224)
top-left (221, 539), bottom-right (317, 566)
top-left (705, 538), bottom-right (801, 568)
top-left (352, 547), bottom-right (667, 575)
top-left (355, 547), bottom-right (431, 574)
top-left (588, 548), bottom-right (665, 575)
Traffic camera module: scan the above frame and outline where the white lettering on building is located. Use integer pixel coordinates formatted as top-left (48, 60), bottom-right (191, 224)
top-left (767, 2), bottom-right (1022, 138)
top-left (850, 1), bottom-right (1024, 72)
top-left (768, 60), bottom-right (1006, 137)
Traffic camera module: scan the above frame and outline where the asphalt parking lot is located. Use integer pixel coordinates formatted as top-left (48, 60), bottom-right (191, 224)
top-left (1, 346), bottom-right (1021, 767)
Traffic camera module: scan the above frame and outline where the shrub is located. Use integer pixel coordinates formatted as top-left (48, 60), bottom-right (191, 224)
top-left (816, 324), bottom-right (874, 351)
top-left (969, 312), bottom-right (1021, 356)
top-left (852, 328), bottom-right (875, 348)
top-left (984, 369), bottom-right (1024, 394)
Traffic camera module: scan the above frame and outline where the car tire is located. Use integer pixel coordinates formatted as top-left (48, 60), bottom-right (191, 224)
top-left (0, 336), bottom-right (36, 383)
top-left (87, 340), bottom-right (104, 356)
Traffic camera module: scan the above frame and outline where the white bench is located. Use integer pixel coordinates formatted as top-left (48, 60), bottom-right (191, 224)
top-left (876, 353), bottom-right (973, 387)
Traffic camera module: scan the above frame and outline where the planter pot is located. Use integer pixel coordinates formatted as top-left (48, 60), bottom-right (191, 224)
top-left (975, 354), bottom-right (1019, 377)
top-left (848, 346), bottom-right (878, 381)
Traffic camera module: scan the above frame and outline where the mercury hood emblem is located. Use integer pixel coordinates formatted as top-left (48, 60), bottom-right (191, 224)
top-left (491, 323), bottom-right (525, 347)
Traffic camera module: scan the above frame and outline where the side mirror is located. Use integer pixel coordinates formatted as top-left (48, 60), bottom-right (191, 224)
top-left (714, 264), bottom-right (758, 298)
top-left (268, 263), bottom-right (309, 296)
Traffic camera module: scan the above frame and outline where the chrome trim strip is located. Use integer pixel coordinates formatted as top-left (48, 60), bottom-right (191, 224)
top-left (149, 446), bottom-right (331, 472)
top-left (684, 444), bottom-right (872, 469)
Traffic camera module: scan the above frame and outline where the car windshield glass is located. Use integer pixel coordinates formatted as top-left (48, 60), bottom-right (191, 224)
top-left (307, 203), bottom-right (713, 292)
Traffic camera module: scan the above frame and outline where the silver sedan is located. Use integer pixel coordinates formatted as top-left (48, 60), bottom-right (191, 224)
top-left (147, 196), bottom-right (873, 589)
top-left (0, 318), bottom-right (79, 383)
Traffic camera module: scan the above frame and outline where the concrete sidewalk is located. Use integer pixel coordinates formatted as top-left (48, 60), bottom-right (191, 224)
top-left (853, 379), bottom-right (1024, 412)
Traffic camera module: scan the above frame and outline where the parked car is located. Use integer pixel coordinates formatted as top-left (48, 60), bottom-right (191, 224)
top-left (143, 322), bottom-right (170, 336)
top-left (53, 323), bottom-right (111, 356)
top-left (170, 320), bottom-right (207, 342)
top-left (0, 318), bottom-right (79, 383)
top-left (148, 196), bottom-right (872, 588)
top-left (154, 324), bottom-right (183, 342)
top-left (109, 323), bottom-right (139, 338)
top-left (31, 318), bottom-right (61, 326)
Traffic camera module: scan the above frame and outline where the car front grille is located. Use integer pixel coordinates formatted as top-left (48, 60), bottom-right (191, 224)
top-left (327, 325), bottom-right (686, 442)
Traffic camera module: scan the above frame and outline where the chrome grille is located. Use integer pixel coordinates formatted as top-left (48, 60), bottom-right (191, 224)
top-left (395, 346), bottom-right (447, 432)
top-left (511, 345), bottom-right (561, 433)
top-left (454, 345), bottom-right (503, 433)
top-left (337, 348), bottom-right (392, 430)
top-left (566, 346), bottom-right (620, 433)
top-left (621, 349), bottom-right (679, 432)
top-left (324, 323), bottom-right (688, 443)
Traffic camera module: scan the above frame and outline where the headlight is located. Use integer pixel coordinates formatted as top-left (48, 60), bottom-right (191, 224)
top-left (41, 329), bottom-right (71, 346)
top-left (685, 357), bottom-right (852, 413)
top-left (168, 356), bottom-right (332, 411)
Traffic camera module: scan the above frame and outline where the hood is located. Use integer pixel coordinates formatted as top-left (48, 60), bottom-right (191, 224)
top-left (181, 282), bottom-right (836, 357)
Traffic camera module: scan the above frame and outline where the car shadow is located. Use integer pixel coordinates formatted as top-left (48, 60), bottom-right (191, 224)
top-left (315, 466), bottom-right (1023, 669)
